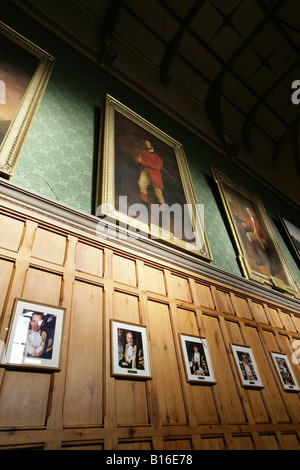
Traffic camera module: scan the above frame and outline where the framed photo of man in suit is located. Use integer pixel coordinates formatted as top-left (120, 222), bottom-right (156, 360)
top-left (231, 344), bottom-right (263, 389)
top-left (110, 320), bottom-right (152, 380)
top-left (211, 167), bottom-right (299, 295)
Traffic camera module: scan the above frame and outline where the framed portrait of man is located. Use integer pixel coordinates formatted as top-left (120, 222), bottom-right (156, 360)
top-left (270, 352), bottom-right (300, 392)
top-left (231, 344), bottom-right (263, 389)
top-left (95, 94), bottom-right (212, 261)
top-left (110, 320), bottom-right (152, 380)
top-left (0, 21), bottom-right (54, 178)
top-left (211, 167), bottom-right (299, 295)
top-left (179, 334), bottom-right (216, 385)
top-left (1, 298), bottom-right (65, 371)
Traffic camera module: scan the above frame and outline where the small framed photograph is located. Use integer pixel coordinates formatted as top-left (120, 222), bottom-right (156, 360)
top-left (111, 320), bottom-right (152, 380)
top-left (179, 334), bottom-right (216, 384)
top-left (231, 344), bottom-right (263, 389)
top-left (2, 298), bottom-right (65, 371)
top-left (270, 352), bottom-right (300, 392)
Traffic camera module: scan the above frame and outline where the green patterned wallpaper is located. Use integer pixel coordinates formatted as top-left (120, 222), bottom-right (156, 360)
top-left (2, 1), bottom-right (299, 284)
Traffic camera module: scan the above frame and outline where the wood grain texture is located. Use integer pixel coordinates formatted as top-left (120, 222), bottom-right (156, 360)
top-left (0, 200), bottom-right (299, 450)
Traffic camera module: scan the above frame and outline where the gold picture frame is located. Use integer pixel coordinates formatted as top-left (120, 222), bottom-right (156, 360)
top-left (0, 21), bottom-right (55, 178)
top-left (95, 94), bottom-right (213, 260)
top-left (212, 167), bottom-right (299, 295)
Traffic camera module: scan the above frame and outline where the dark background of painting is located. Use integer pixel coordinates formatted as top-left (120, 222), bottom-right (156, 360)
top-left (0, 33), bottom-right (38, 145)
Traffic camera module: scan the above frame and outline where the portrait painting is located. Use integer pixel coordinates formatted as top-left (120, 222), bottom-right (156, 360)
top-left (96, 94), bottom-right (212, 260)
top-left (212, 167), bottom-right (299, 295)
top-left (2, 298), bottom-right (65, 371)
top-left (270, 352), bottom-right (300, 392)
top-left (0, 21), bottom-right (54, 178)
top-left (111, 320), bottom-right (152, 380)
top-left (231, 344), bottom-right (263, 389)
top-left (277, 214), bottom-right (300, 265)
top-left (180, 334), bottom-right (216, 384)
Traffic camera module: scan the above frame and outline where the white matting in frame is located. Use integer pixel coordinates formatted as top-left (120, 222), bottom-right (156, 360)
top-left (111, 320), bottom-right (152, 380)
top-left (231, 344), bottom-right (263, 389)
top-left (2, 298), bottom-right (65, 371)
top-left (270, 352), bottom-right (300, 392)
top-left (180, 334), bottom-right (216, 384)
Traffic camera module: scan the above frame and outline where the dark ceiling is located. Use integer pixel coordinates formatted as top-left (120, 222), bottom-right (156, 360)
top-left (10, 0), bottom-right (300, 207)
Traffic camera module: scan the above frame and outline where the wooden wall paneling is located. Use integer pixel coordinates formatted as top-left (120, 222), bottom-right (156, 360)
top-left (213, 288), bottom-right (235, 315)
top-left (221, 319), bottom-right (268, 428)
top-left (75, 242), bottom-right (103, 277)
top-left (244, 325), bottom-right (290, 424)
top-left (194, 282), bottom-right (215, 310)
top-left (113, 254), bottom-right (137, 287)
top-left (63, 280), bottom-right (103, 426)
top-left (278, 432), bottom-right (300, 450)
top-left (103, 248), bottom-right (117, 450)
top-left (0, 214), bottom-right (24, 252)
top-left (143, 264), bottom-right (166, 295)
top-left (0, 259), bottom-right (14, 323)
top-left (0, 203), bottom-right (300, 449)
top-left (231, 434), bottom-right (255, 450)
top-left (199, 435), bottom-right (226, 450)
top-left (256, 433), bottom-right (280, 450)
top-left (231, 295), bottom-right (253, 320)
top-left (147, 299), bottom-right (187, 426)
top-left (279, 310), bottom-right (297, 333)
top-left (275, 334), bottom-right (300, 423)
top-left (45, 235), bottom-right (77, 443)
top-left (113, 290), bottom-right (149, 426)
top-left (225, 320), bottom-right (270, 424)
top-left (249, 301), bottom-right (270, 325)
top-left (31, 228), bottom-right (67, 266)
top-left (265, 306), bottom-right (284, 329)
top-left (202, 314), bottom-right (246, 425)
top-left (174, 307), bottom-right (220, 426)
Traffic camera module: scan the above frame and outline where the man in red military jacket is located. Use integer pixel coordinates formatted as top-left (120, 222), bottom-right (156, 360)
top-left (242, 207), bottom-right (275, 275)
top-left (134, 140), bottom-right (165, 205)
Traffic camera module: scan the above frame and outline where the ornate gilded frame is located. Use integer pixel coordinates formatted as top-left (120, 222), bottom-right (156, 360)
top-left (212, 167), bottom-right (299, 295)
top-left (96, 94), bottom-right (212, 260)
top-left (0, 21), bottom-right (55, 178)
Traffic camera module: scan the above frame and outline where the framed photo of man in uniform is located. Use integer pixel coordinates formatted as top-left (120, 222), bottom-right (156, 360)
top-left (231, 344), bottom-right (263, 389)
top-left (95, 94), bottom-right (212, 261)
top-left (180, 334), bottom-right (216, 384)
top-left (270, 352), bottom-right (300, 392)
top-left (211, 167), bottom-right (299, 295)
top-left (110, 320), bottom-right (152, 380)
top-left (1, 298), bottom-right (65, 371)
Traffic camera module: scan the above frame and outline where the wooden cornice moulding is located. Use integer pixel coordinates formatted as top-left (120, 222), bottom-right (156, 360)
top-left (0, 177), bottom-right (299, 312)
